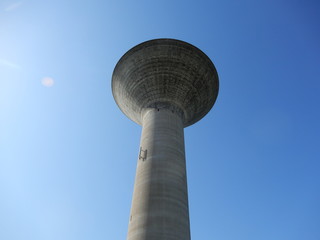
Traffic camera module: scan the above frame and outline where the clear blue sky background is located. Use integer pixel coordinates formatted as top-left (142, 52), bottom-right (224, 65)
top-left (1, 0), bottom-right (319, 239)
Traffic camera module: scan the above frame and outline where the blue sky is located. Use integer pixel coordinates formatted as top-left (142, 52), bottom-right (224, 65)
top-left (0, 0), bottom-right (319, 239)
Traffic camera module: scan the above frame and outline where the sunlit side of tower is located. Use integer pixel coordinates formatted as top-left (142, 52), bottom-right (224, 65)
top-left (112, 39), bottom-right (219, 240)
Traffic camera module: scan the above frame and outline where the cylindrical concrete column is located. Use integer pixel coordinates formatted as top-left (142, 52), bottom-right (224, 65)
top-left (127, 108), bottom-right (190, 240)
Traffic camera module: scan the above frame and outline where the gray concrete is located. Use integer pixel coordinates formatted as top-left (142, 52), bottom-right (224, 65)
top-left (112, 39), bottom-right (219, 240)
top-left (112, 39), bottom-right (219, 127)
top-left (128, 108), bottom-right (190, 240)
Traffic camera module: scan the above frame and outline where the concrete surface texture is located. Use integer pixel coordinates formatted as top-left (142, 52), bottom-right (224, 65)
top-left (112, 38), bottom-right (219, 127)
top-left (112, 39), bottom-right (219, 240)
top-left (128, 108), bottom-right (190, 240)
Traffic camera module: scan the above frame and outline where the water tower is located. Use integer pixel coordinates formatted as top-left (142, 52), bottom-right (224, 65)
top-left (112, 38), bottom-right (219, 240)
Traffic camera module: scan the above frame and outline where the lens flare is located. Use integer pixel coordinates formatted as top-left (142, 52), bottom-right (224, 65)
top-left (41, 77), bottom-right (54, 87)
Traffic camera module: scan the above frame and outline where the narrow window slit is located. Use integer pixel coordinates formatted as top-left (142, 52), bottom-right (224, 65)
top-left (139, 147), bottom-right (147, 161)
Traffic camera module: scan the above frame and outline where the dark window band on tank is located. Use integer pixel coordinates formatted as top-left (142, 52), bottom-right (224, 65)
top-left (139, 147), bottom-right (147, 161)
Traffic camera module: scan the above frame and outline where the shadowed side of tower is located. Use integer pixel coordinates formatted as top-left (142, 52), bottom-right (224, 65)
top-left (112, 39), bottom-right (219, 240)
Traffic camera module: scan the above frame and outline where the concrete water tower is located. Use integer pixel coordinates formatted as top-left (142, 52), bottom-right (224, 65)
top-left (112, 38), bottom-right (219, 240)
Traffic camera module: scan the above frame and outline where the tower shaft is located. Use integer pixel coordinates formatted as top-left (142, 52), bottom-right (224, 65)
top-left (127, 108), bottom-right (190, 240)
